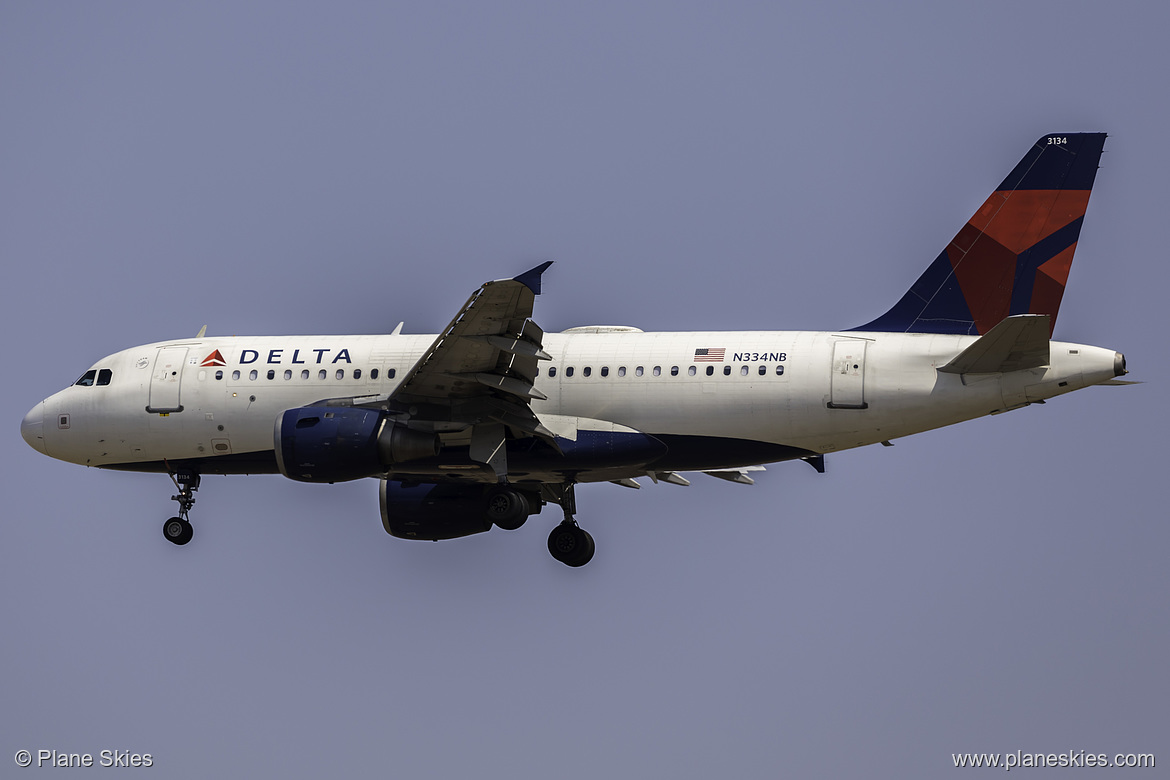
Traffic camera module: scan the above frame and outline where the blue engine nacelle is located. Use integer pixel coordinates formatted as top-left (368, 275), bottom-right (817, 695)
top-left (274, 407), bottom-right (439, 483)
top-left (380, 480), bottom-right (494, 540)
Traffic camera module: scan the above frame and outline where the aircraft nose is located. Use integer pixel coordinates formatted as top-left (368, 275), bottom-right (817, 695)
top-left (21, 402), bottom-right (46, 455)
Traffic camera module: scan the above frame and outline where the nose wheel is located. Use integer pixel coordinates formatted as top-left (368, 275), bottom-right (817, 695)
top-left (163, 516), bottom-right (193, 545)
top-left (162, 464), bottom-right (199, 546)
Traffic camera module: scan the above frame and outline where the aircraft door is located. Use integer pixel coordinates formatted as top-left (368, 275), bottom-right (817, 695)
top-left (147, 347), bottom-right (188, 413)
top-left (828, 340), bottom-right (868, 409)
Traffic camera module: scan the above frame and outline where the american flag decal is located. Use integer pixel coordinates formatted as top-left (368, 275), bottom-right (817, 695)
top-left (694, 347), bottom-right (725, 362)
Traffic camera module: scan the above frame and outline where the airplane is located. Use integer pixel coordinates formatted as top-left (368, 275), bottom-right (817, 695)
top-left (20, 133), bottom-right (1129, 567)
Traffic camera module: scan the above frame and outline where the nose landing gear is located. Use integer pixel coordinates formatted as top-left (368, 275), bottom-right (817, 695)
top-left (162, 465), bottom-right (199, 546)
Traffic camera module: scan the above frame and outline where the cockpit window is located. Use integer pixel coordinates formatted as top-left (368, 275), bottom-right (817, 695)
top-left (96, 369), bottom-right (113, 386)
top-left (74, 370), bottom-right (97, 387)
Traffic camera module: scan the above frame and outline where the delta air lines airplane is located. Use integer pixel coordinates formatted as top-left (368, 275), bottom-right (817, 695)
top-left (20, 134), bottom-right (1129, 566)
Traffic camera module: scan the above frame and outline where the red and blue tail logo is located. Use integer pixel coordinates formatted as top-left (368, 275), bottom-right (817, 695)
top-left (854, 133), bottom-right (1106, 336)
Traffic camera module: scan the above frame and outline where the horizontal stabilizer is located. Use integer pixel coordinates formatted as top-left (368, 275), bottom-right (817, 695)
top-left (938, 314), bottom-right (1050, 375)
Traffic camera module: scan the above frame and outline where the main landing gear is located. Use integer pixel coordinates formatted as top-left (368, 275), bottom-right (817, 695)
top-left (546, 484), bottom-right (594, 568)
top-left (483, 482), bottom-right (592, 566)
top-left (484, 485), bottom-right (530, 531)
top-left (162, 466), bottom-right (199, 546)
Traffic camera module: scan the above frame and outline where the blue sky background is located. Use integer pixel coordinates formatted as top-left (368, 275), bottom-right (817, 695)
top-left (2, 2), bottom-right (1165, 777)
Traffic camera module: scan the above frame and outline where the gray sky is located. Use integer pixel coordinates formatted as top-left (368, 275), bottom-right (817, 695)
top-left (2, 2), bottom-right (1165, 777)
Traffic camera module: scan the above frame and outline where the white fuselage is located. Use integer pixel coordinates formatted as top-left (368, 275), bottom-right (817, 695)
top-left (23, 329), bottom-right (1121, 478)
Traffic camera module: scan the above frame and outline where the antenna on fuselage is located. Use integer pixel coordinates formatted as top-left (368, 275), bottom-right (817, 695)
top-left (195, 325), bottom-right (207, 338)
top-left (391, 322), bottom-right (404, 336)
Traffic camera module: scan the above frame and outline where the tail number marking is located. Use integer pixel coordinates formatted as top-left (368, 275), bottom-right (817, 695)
top-left (732, 352), bottom-right (787, 362)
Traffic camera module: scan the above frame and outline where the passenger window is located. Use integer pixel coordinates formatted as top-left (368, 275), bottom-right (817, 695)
top-left (354, 368), bottom-right (362, 379)
top-left (284, 370), bottom-right (292, 380)
top-left (741, 366), bottom-right (749, 376)
top-left (267, 369), bottom-right (275, 380)
top-left (215, 370), bottom-right (224, 380)
top-left (653, 366), bottom-right (661, 376)
top-left (670, 366), bottom-right (679, 376)
top-left (74, 370), bottom-right (97, 387)
top-left (600, 366), bottom-right (608, 377)
top-left (96, 369), bottom-right (113, 386)
top-left (549, 366), bottom-right (557, 377)
top-left (688, 366), bottom-right (696, 376)
top-left (335, 369), bottom-right (345, 380)
top-left (371, 368), bottom-right (379, 380)
top-left (232, 370), bottom-right (241, 381)
top-left (723, 366), bottom-right (731, 376)
top-left (758, 365), bottom-right (767, 376)
top-left (318, 370), bottom-right (327, 380)
top-left (583, 367), bottom-right (592, 377)
top-left (249, 370), bottom-right (258, 381)
top-left (301, 370), bottom-right (309, 380)
top-left (706, 365), bottom-right (714, 376)
top-left (617, 366), bottom-right (626, 377)
top-left (776, 365), bottom-right (785, 376)
top-left (635, 366), bottom-right (644, 377)
top-left (388, 368), bottom-right (396, 379)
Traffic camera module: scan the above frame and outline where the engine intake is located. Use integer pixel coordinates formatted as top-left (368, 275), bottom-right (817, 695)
top-left (274, 406), bottom-right (439, 483)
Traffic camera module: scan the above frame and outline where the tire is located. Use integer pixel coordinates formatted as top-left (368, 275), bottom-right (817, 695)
top-left (163, 517), bottom-right (193, 546)
top-left (485, 488), bottom-right (529, 530)
top-left (566, 530), bottom-right (595, 567)
top-left (548, 523), bottom-right (593, 566)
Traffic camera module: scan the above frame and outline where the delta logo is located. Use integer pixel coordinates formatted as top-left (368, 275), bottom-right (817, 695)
top-left (199, 347), bottom-right (354, 366)
top-left (200, 349), bottom-right (227, 367)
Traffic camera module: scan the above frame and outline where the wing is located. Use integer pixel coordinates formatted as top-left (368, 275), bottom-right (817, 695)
top-left (327, 262), bottom-right (557, 480)
top-left (391, 262), bottom-right (553, 420)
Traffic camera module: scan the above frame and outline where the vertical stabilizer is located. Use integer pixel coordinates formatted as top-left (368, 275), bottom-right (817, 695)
top-left (854, 133), bottom-right (1106, 336)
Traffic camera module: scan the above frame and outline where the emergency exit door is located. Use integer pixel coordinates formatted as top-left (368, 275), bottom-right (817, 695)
top-left (828, 340), bottom-right (868, 409)
top-left (147, 347), bottom-right (188, 413)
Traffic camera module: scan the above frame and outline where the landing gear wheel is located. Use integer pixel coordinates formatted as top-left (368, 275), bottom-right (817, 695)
top-left (485, 487), bottom-right (530, 531)
top-left (163, 516), bottom-right (193, 545)
top-left (547, 522), bottom-right (595, 567)
top-left (162, 463), bottom-right (199, 546)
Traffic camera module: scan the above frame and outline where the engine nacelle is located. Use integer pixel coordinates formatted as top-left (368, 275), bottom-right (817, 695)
top-left (274, 407), bottom-right (439, 483)
top-left (380, 480), bottom-right (494, 540)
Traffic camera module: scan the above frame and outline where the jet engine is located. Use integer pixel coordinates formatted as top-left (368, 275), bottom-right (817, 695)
top-left (380, 479), bottom-right (539, 540)
top-left (274, 407), bottom-right (439, 483)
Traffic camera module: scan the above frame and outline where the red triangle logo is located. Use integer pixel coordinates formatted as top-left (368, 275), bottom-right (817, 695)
top-left (201, 349), bottom-right (227, 367)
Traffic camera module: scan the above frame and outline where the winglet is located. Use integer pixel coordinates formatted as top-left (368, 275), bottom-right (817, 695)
top-left (513, 261), bottom-right (554, 295)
